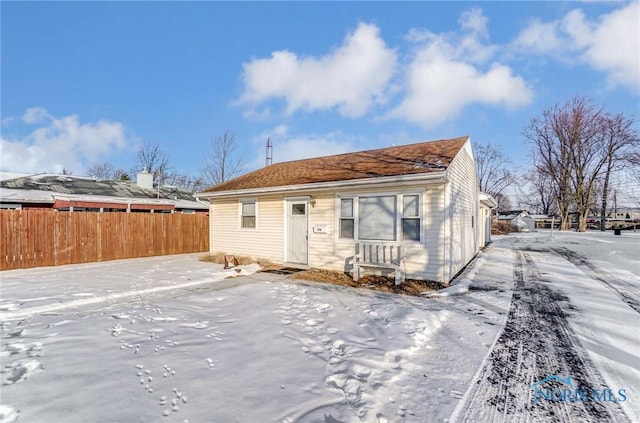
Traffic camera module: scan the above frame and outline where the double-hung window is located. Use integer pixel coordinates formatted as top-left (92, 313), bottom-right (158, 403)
top-left (240, 200), bottom-right (256, 228)
top-left (339, 198), bottom-right (355, 239)
top-left (338, 193), bottom-right (422, 242)
top-left (402, 195), bottom-right (420, 241)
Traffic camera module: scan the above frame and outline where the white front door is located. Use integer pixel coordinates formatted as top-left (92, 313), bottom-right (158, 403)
top-left (286, 199), bottom-right (308, 265)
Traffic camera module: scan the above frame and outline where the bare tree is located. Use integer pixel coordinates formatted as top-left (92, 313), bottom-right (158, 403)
top-left (492, 192), bottom-right (512, 211)
top-left (200, 130), bottom-right (243, 187)
top-left (162, 172), bottom-right (206, 193)
top-left (629, 152), bottom-right (640, 206)
top-left (524, 96), bottom-right (638, 232)
top-left (598, 113), bottom-right (639, 230)
top-left (475, 143), bottom-right (517, 200)
top-left (87, 161), bottom-right (130, 180)
top-left (519, 167), bottom-right (558, 215)
top-left (523, 99), bottom-right (579, 230)
top-left (136, 141), bottom-right (170, 182)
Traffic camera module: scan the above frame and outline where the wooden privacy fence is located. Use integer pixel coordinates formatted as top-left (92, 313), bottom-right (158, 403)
top-left (0, 210), bottom-right (209, 270)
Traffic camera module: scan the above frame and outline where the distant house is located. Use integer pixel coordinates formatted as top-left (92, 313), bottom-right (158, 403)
top-left (498, 210), bottom-right (535, 232)
top-left (479, 193), bottom-right (498, 247)
top-left (198, 136), bottom-right (496, 284)
top-left (0, 172), bottom-right (208, 214)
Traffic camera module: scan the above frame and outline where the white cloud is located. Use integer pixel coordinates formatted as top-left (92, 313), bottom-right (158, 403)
top-left (510, 19), bottom-right (567, 57)
top-left (238, 23), bottom-right (397, 118)
top-left (22, 107), bottom-right (52, 124)
top-left (0, 108), bottom-right (131, 174)
top-left (389, 8), bottom-right (532, 128)
top-left (513, 2), bottom-right (640, 92)
top-left (246, 125), bottom-right (356, 171)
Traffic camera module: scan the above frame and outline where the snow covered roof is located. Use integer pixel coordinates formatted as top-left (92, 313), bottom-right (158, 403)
top-left (498, 210), bottom-right (531, 220)
top-left (0, 174), bottom-right (208, 210)
top-left (0, 187), bottom-right (55, 204)
top-left (0, 172), bottom-right (31, 182)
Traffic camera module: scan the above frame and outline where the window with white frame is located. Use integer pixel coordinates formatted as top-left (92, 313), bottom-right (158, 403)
top-left (358, 195), bottom-right (396, 240)
top-left (339, 198), bottom-right (354, 238)
top-left (240, 200), bottom-right (256, 228)
top-left (338, 193), bottom-right (421, 242)
top-left (402, 194), bottom-right (421, 241)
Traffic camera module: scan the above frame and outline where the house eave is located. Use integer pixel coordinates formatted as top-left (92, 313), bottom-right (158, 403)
top-left (479, 192), bottom-right (498, 208)
top-left (197, 171), bottom-right (449, 198)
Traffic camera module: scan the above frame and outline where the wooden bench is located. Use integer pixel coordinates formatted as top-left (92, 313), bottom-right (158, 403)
top-left (353, 242), bottom-right (405, 286)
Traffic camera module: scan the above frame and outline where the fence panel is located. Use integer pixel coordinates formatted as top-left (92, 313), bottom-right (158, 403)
top-left (0, 210), bottom-right (210, 270)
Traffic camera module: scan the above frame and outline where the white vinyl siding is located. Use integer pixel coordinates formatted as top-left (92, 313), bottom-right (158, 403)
top-left (210, 184), bottom-right (448, 282)
top-left (444, 140), bottom-right (479, 282)
top-left (211, 195), bottom-right (284, 262)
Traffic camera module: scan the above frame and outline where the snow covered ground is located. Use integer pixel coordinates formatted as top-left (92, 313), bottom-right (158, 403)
top-left (0, 231), bottom-right (638, 422)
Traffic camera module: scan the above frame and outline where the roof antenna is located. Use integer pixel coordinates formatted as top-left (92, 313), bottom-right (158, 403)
top-left (265, 138), bottom-right (273, 167)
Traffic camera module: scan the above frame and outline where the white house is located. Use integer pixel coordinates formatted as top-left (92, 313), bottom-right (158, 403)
top-left (198, 136), bottom-right (494, 284)
top-left (479, 193), bottom-right (498, 248)
top-left (498, 210), bottom-right (536, 232)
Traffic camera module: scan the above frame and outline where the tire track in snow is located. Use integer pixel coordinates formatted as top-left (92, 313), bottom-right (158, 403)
top-left (454, 249), bottom-right (630, 423)
top-left (550, 246), bottom-right (640, 314)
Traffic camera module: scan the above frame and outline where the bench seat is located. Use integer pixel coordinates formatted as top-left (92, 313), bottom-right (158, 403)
top-left (353, 242), bottom-right (405, 286)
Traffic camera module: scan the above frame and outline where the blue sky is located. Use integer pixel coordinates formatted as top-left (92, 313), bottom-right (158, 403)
top-left (1, 1), bottom-right (638, 181)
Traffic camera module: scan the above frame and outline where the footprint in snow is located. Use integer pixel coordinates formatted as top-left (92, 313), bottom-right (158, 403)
top-left (2, 359), bottom-right (43, 385)
top-left (110, 324), bottom-right (123, 336)
top-left (7, 329), bottom-right (24, 338)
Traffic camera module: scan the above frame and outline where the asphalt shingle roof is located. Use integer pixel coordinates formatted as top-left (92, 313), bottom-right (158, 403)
top-left (203, 136), bottom-right (468, 193)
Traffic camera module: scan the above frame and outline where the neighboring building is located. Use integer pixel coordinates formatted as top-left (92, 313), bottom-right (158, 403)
top-left (588, 209), bottom-right (640, 230)
top-left (530, 214), bottom-right (552, 229)
top-left (479, 193), bottom-right (498, 248)
top-left (0, 172), bottom-right (209, 214)
top-left (498, 210), bottom-right (535, 232)
top-left (606, 209), bottom-right (640, 222)
top-left (198, 136), bottom-right (494, 284)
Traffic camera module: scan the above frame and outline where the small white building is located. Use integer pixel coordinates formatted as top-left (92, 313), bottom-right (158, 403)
top-left (479, 193), bottom-right (498, 248)
top-left (198, 136), bottom-right (493, 284)
top-left (510, 211), bottom-right (535, 232)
